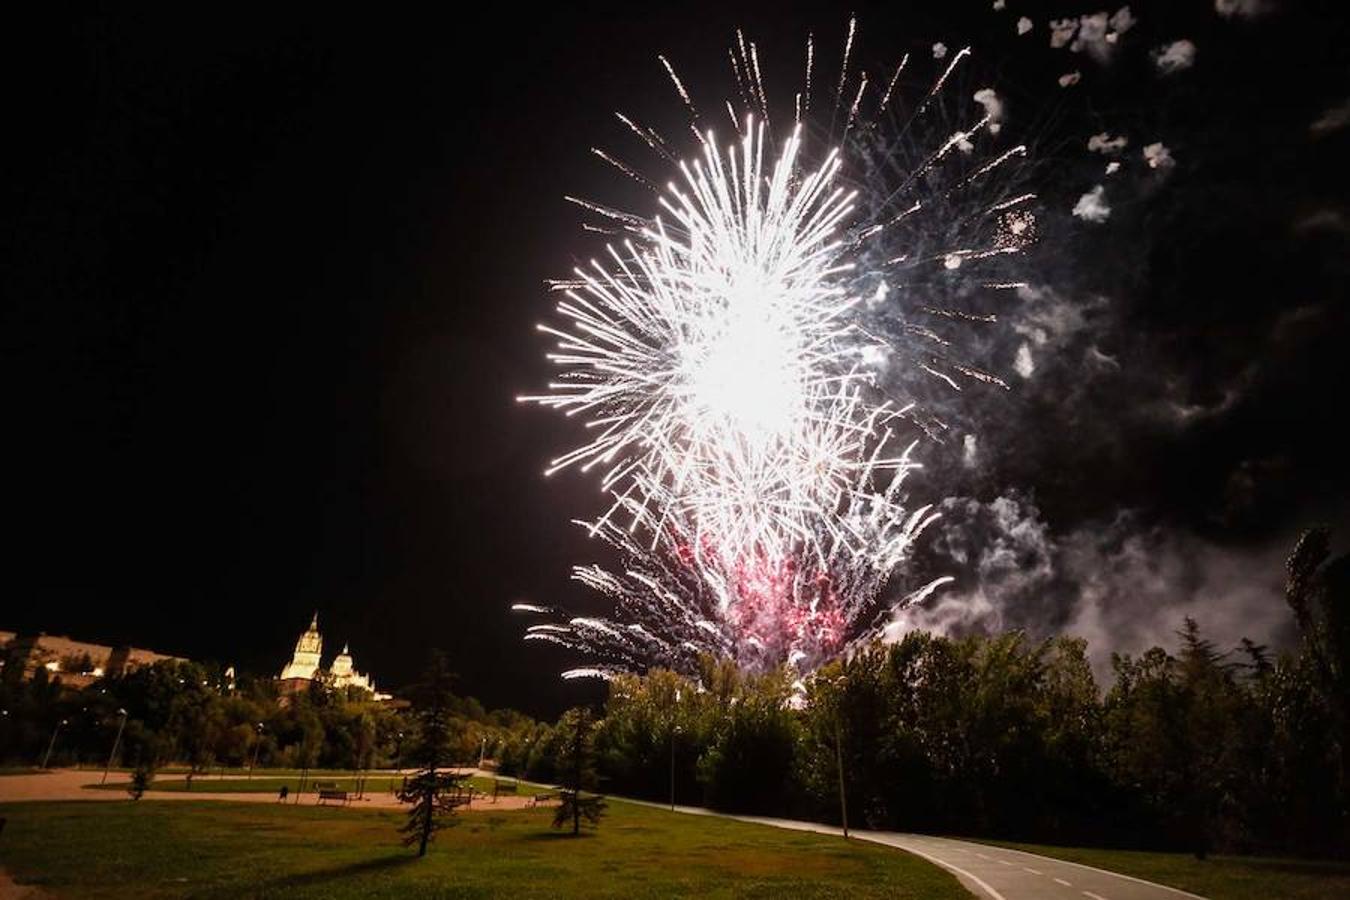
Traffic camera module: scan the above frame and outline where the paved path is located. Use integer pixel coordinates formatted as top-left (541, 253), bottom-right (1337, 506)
top-left (623, 800), bottom-right (1206, 900)
top-left (0, 769), bottom-right (543, 812)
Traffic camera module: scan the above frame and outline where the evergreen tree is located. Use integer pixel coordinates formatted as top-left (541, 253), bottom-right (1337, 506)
top-left (553, 707), bottom-right (606, 835)
top-left (396, 651), bottom-right (471, 857)
top-left (127, 762), bottom-right (154, 800)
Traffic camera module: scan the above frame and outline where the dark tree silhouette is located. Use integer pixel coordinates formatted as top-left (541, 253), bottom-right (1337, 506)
top-left (127, 762), bottom-right (153, 800)
top-left (553, 707), bottom-right (606, 835)
top-left (396, 651), bottom-right (471, 857)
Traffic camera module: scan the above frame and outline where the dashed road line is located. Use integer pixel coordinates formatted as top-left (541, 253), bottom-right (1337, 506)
top-left (972, 843), bottom-right (1206, 899)
top-left (1054, 877), bottom-right (1073, 887)
top-left (1023, 867), bottom-right (1044, 875)
top-left (879, 842), bottom-right (1010, 900)
top-left (1082, 892), bottom-right (1109, 900)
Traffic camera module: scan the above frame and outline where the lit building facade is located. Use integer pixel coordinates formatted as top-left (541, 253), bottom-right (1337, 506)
top-left (276, 614), bottom-right (388, 700)
top-left (0, 631), bottom-right (184, 689)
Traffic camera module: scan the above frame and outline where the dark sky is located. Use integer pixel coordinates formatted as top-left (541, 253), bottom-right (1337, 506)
top-left (5, 2), bottom-right (1348, 717)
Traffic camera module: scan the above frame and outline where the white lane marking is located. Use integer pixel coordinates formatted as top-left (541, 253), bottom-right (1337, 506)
top-left (976, 852), bottom-right (992, 860)
top-left (1054, 878), bottom-right (1073, 886)
top-left (964, 843), bottom-right (1207, 900)
top-left (625, 804), bottom-right (1185, 900)
top-left (868, 841), bottom-right (1010, 900)
top-left (997, 859), bottom-right (1014, 866)
top-left (1023, 867), bottom-right (1044, 875)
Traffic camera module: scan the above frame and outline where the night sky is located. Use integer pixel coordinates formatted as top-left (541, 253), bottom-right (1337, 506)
top-left (6, 2), bottom-right (1348, 717)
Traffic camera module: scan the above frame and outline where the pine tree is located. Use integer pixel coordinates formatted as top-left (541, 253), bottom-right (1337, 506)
top-left (552, 707), bottom-right (606, 835)
top-left (127, 762), bottom-right (154, 800)
top-left (396, 651), bottom-right (471, 857)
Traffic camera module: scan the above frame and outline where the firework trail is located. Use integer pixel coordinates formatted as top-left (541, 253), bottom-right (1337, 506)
top-left (519, 20), bottom-right (1035, 680)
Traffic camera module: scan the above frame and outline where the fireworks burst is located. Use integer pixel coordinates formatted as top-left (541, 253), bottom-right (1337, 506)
top-left (519, 20), bottom-right (1034, 680)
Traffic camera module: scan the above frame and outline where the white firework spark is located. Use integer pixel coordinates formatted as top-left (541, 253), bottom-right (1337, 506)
top-left (523, 120), bottom-right (905, 566)
top-left (520, 22), bottom-right (1035, 679)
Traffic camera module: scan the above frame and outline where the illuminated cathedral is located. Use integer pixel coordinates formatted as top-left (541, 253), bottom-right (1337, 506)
top-left (277, 613), bottom-right (388, 700)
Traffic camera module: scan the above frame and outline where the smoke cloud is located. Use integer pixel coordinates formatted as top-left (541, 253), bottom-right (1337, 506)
top-left (889, 494), bottom-right (1296, 679)
top-left (1152, 40), bottom-right (1197, 75)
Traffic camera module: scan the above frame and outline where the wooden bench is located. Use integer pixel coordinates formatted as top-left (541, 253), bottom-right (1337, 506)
top-left (492, 779), bottom-right (518, 801)
top-left (530, 792), bottom-right (557, 807)
top-left (446, 785), bottom-right (476, 808)
top-left (317, 789), bottom-right (350, 805)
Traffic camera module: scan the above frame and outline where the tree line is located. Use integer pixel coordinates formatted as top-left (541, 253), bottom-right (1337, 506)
top-left (0, 655), bottom-right (523, 776)
top-left (492, 527), bottom-right (1349, 859)
top-left (4, 527), bottom-right (1345, 859)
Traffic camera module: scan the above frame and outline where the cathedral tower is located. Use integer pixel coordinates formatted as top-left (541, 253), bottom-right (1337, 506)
top-left (279, 612), bottom-right (323, 681)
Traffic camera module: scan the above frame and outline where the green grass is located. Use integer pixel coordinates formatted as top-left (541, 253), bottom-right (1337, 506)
top-left (977, 839), bottom-right (1350, 900)
top-left (0, 800), bottom-right (971, 899)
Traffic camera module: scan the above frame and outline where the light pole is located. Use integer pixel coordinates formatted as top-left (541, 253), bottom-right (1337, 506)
top-left (834, 716), bottom-right (849, 840)
top-left (247, 723), bottom-right (264, 779)
top-left (101, 709), bottom-right (128, 784)
top-left (478, 736), bottom-right (487, 770)
top-left (41, 719), bottom-right (68, 769)
top-left (669, 688), bottom-right (681, 811)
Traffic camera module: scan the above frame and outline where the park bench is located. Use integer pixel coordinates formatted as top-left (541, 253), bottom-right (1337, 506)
top-left (316, 789), bottom-right (350, 806)
top-left (491, 779), bottom-right (518, 801)
top-left (446, 784), bottom-right (476, 808)
top-left (530, 792), bottom-right (557, 807)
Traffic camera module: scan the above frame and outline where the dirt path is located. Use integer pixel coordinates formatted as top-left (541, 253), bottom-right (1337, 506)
top-left (0, 770), bottom-right (547, 813)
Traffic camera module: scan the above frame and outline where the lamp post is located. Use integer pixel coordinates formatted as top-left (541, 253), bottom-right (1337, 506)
top-left (478, 736), bottom-right (487, 771)
top-left (101, 709), bottom-right (128, 784)
top-left (834, 716), bottom-right (849, 840)
top-left (247, 723), bottom-right (264, 779)
top-left (41, 719), bottom-right (68, 769)
top-left (669, 688), bottom-right (681, 811)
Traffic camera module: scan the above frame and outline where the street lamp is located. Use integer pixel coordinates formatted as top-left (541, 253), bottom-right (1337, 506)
top-left (248, 723), bottom-right (265, 779)
top-left (670, 688), bottom-right (681, 811)
top-left (41, 719), bottom-right (69, 769)
top-left (101, 709), bottom-right (129, 784)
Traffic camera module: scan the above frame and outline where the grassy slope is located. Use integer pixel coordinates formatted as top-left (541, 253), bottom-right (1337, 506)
top-left (977, 839), bottom-right (1350, 900)
top-left (0, 800), bottom-right (970, 899)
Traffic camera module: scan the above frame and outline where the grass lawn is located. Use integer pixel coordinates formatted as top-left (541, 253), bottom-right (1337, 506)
top-left (977, 839), bottom-right (1350, 900)
top-left (0, 800), bottom-right (971, 899)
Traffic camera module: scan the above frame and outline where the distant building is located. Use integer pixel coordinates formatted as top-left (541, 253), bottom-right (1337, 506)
top-left (0, 631), bottom-right (185, 689)
top-left (278, 613), bottom-right (324, 683)
top-left (276, 614), bottom-right (389, 701)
